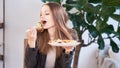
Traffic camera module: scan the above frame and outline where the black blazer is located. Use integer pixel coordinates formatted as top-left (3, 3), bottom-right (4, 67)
top-left (25, 46), bottom-right (75, 68)
top-left (24, 29), bottom-right (78, 68)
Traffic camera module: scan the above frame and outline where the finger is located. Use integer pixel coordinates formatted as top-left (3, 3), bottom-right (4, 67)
top-left (31, 28), bottom-right (37, 36)
top-left (26, 29), bottom-right (35, 39)
top-left (62, 46), bottom-right (74, 51)
top-left (62, 46), bottom-right (73, 48)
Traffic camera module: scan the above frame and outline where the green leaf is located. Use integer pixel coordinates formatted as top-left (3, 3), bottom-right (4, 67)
top-left (63, 4), bottom-right (73, 11)
top-left (110, 14), bottom-right (120, 23)
top-left (83, 3), bottom-right (95, 13)
top-left (76, 0), bottom-right (88, 5)
top-left (116, 7), bottom-right (120, 9)
top-left (103, 0), bottom-right (120, 6)
top-left (101, 6), bottom-right (116, 21)
top-left (69, 13), bottom-right (88, 28)
top-left (88, 0), bottom-right (102, 3)
top-left (94, 5), bottom-right (101, 14)
top-left (97, 35), bottom-right (105, 50)
top-left (117, 27), bottom-right (120, 33)
top-left (41, 0), bottom-right (61, 3)
top-left (96, 20), bottom-right (107, 32)
top-left (86, 12), bottom-right (95, 24)
top-left (110, 39), bottom-right (119, 53)
top-left (63, 1), bottom-right (79, 11)
top-left (101, 25), bottom-right (114, 34)
top-left (116, 26), bottom-right (120, 37)
top-left (88, 25), bottom-right (99, 38)
top-left (76, 0), bottom-right (88, 9)
top-left (41, 0), bottom-right (46, 2)
top-left (54, 0), bottom-right (61, 3)
top-left (66, 0), bottom-right (76, 4)
top-left (101, 6), bottom-right (116, 15)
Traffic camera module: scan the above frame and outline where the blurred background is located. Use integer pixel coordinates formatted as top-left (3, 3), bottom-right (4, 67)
top-left (0, 0), bottom-right (119, 68)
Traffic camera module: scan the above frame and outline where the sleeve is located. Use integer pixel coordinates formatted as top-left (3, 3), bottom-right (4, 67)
top-left (62, 48), bottom-right (75, 68)
top-left (24, 45), bottom-right (38, 68)
top-left (62, 29), bottom-right (78, 68)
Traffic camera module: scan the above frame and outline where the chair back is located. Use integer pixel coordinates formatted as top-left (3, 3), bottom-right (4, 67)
top-left (23, 39), bottom-right (28, 68)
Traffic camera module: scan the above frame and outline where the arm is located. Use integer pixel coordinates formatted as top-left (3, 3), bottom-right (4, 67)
top-left (62, 48), bottom-right (75, 68)
top-left (25, 26), bottom-right (38, 68)
top-left (54, 29), bottom-right (78, 68)
top-left (63, 29), bottom-right (78, 68)
top-left (24, 45), bottom-right (38, 68)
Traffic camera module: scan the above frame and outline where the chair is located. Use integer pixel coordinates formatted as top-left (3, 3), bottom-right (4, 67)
top-left (23, 39), bottom-right (28, 68)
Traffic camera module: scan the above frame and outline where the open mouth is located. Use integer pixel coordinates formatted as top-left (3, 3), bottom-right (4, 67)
top-left (41, 20), bottom-right (47, 25)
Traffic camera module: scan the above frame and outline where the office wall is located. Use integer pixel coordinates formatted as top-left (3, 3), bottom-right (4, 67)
top-left (2, 0), bottom-right (43, 68)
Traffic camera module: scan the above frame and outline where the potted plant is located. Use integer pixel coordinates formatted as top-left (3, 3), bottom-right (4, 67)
top-left (41, 0), bottom-right (120, 68)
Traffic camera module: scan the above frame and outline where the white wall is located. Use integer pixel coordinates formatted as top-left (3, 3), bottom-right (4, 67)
top-left (78, 44), bottom-right (98, 68)
top-left (0, 0), bottom-right (43, 68)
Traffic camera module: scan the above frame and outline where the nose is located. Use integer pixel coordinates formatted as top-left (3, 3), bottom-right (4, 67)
top-left (40, 15), bottom-right (45, 22)
top-left (40, 16), bottom-right (43, 19)
top-left (40, 14), bottom-right (45, 19)
top-left (40, 16), bottom-right (44, 21)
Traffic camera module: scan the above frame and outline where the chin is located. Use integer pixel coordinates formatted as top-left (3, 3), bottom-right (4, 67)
top-left (45, 25), bottom-right (54, 29)
top-left (43, 27), bottom-right (49, 29)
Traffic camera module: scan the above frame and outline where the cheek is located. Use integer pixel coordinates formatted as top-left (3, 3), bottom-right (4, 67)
top-left (47, 17), bottom-right (55, 24)
top-left (47, 21), bottom-right (54, 26)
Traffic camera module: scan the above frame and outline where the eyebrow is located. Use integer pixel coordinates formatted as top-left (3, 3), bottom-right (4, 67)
top-left (40, 9), bottom-right (49, 15)
top-left (44, 10), bottom-right (49, 13)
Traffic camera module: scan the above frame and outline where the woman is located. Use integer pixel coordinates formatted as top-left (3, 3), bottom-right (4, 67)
top-left (25, 2), bottom-right (78, 68)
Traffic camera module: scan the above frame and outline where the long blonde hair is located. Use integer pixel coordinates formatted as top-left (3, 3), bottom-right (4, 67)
top-left (36, 2), bottom-right (73, 57)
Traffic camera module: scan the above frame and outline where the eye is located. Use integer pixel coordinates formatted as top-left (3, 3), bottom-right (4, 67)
top-left (40, 14), bottom-right (42, 17)
top-left (45, 13), bottom-right (49, 15)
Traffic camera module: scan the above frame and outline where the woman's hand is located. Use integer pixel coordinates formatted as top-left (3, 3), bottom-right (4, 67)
top-left (26, 26), bottom-right (37, 48)
top-left (62, 46), bottom-right (74, 54)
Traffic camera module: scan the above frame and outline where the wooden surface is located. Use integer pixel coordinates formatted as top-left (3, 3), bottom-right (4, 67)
top-left (0, 23), bottom-right (4, 28)
top-left (23, 39), bottom-right (28, 68)
top-left (0, 55), bottom-right (3, 60)
top-left (1, 0), bottom-right (6, 68)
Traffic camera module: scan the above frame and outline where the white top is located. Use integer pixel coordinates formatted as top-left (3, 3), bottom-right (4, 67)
top-left (45, 47), bottom-right (56, 68)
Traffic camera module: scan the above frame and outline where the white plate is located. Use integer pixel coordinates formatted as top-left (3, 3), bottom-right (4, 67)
top-left (48, 41), bottom-right (80, 46)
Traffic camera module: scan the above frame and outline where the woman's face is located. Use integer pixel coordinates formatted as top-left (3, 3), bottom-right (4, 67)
top-left (40, 5), bottom-right (55, 29)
